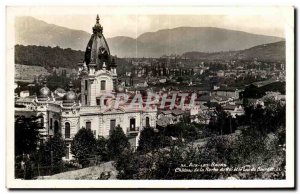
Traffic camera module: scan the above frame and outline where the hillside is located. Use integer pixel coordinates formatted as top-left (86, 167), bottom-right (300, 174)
top-left (14, 45), bottom-right (131, 75)
top-left (15, 64), bottom-right (50, 82)
top-left (15, 41), bottom-right (285, 77)
top-left (236, 41), bottom-right (286, 62)
top-left (16, 17), bottom-right (91, 51)
top-left (16, 17), bottom-right (284, 58)
top-left (135, 27), bottom-right (283, 57)
top-left (182, 41), bottom-right (285, 62)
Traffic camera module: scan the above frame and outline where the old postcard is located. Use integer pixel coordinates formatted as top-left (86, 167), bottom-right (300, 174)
top-left (6, 6), bottom-right (294, 188)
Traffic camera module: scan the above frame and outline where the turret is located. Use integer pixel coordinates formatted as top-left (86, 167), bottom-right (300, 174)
top-left (79, 15), bottom-right (118, 106)
top-left (63, 82), bottom-right (77, 107)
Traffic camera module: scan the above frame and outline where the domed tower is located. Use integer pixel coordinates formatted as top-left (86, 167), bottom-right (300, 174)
top-left (78, 15), bottom-right (118, 106)
top-left (36, 80), bottom-right (53, 139)
top-left (63, 82), bottom-right (77, 107)
top-left (61, 82), bottom-right (80, 140)
top-left (84, 14), bottom-right (112, 71)
top-left (37, 80), bottom-right (51, 102)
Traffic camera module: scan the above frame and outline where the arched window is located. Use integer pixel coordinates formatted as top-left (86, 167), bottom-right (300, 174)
top-left (65, 122), bottom-right (70, 138)
top-left (101, 80), bottom-right (106, 90)
top-left (54, 120), bottom-right (59, 134)
top-left (146, 117), bottom-right (150, 127)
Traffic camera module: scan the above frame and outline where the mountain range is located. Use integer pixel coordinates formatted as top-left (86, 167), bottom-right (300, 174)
top-left (182, 41), bottom-right (285, 62)
top-left (15, 16), bottom-right (284, 58)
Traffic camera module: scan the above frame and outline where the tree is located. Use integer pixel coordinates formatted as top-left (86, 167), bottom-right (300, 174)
top-left (202, 135), bottom-right (233, 165)
top-left (115, 148), bottom-right (139, 179)
top-left (137, 127), bottom-right (161, 153)
top-left (164, 122), bottom-right (202, 142)
top-left (71, 128), bottom-right (96, 167)
top-left (95, 136), bottom-right (109, 162)
top-left (39, 133), bottom-right (66, 174)
top-left (107, 126), bottom-right (130, 159)
top-left (209, 107), bottom-right (237, 135)
top-left (241, 84), bottom-right (265, 99)
top-left (230, 99), bottom-right (286, 178)
top-left (15, 116), bottom-right (40, 156)
top-left (239, 99), bottom-right (285, 136)
top-left (46, 73), bottom-right (71, 91)
top-left (177, 77), bottom-right (184, 82)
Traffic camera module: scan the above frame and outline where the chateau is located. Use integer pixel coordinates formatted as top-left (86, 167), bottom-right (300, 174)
top-left (15, 15), bottom-right (158, 159)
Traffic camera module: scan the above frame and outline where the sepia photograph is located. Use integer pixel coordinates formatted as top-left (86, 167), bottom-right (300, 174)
top-left (5, 6), bottom-right (295, 189)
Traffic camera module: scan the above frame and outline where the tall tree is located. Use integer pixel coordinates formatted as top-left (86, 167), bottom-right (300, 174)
top-left (39, 133), bottom-right (66, 174)
top-left (115, 148), bottom-right (139, 179)
top-left (137, 127), bottom-right (161, 153)
top-left (95, 136), bottom-right (109, 162)
top-left (71, 128), bottom-right (96, 167)
top-left (15, 116), bottom-right (40, 156)
top-left (209, 106), bottom-right (237, 135)
top-left (107, 126), bottom-right (130, 159)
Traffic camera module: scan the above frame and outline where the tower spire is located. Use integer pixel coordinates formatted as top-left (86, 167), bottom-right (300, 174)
top-left (92, 14), bottom-right (103, 34)
top-left (96, 14), bottom-right (100, 24)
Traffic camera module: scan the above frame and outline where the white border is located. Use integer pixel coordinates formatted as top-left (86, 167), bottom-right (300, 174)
top-left (5, 6), bottom-right (294, 189)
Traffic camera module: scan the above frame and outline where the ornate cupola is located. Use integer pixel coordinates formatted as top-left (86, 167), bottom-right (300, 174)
top-left (78, 15), bottom-right (118, 106)
top-left (63, 82), bottom-right (77, 106)
top-left (84, 14), bottom-right (111, 71)
top-left (38, 80), bottom-right (51, 101)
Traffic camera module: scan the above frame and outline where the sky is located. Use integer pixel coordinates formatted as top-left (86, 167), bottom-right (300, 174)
top-left (33, 14), bottom-right (286, 39)
top-left (9, 6), bottom-right (286, 38)
top-left (33, 15), bottom-right (284, 38)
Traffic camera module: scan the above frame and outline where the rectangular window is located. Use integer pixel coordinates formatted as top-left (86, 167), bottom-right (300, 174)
top-left (65, 146), bottom-right (69, 159)
top-left (96, 98), bottom-right (100, 105)
top-left (146, 117), bottom-right (150, 127)
top-left (85, 95), bottom-right (88, 105)
top-left (101, 80), bottom-right (106, 90)
top-left (85, 80), bottom-right (88, 90)
top-left (110, 119), bottom-right (116, 131)
top-left (130, 118), bottom-right (136, 131)
top-left (50, 118), bottom-right (53, 129)
top-left (86, 121), bottom-right (91, 130)
top-left (109, 119), bottom-right (116, 136)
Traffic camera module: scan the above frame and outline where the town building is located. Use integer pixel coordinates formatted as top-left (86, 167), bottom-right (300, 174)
top-left (15, 15), bottom-right (157, 160)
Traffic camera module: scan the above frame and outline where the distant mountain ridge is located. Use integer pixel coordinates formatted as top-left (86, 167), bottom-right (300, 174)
top-left (16, 17), bottom-right (91, 51)
top-left (16, 16), bottom-right (284, 58)
top-left (182, 41), bottom-right (285, 62)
